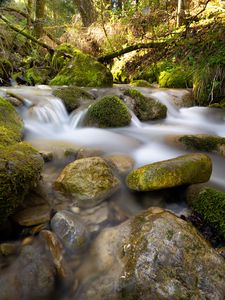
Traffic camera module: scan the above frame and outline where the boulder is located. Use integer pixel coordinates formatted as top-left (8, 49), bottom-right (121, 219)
top-left (49, 46), bottom-right (113, 87)
top-left (76, 208), bottom-right (225, 299)
top-left (53, 86), bottom-right (95, 113)
top-left (55, 157), bottom-right (120, 207)
top-left (84, 96), bottom-right (131, 128)
top-left (51, 210), bottom-right (89, 252)
top-left (168, 134), bottom-right (225, 154)
top-left (0, 96), bottom-right (23, 145)
top-left (186, 185), bottom-right (225, 239)
top-left (0, 142), bottom-right (44, 223)
top-left (126, 153), bottom-right (212, 191)
top-left (124, 88), bottom-right (167, 121)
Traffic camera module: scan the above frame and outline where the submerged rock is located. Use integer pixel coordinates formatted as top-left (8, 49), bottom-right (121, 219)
top-left (84, 96), bottom-right (131, 128)
top-left (168, 134), bottom-right (225, 154)
top-left (126, 153), bottom-right (212, 191)
top-left (51, 210), bottom-right (89, 252)
top-left (50, 46), bottom-right (113, 87)
top-left (104, 154), bottom-right (135, 175)
top-left (0, 239), bottom-right (56, 300)
top-left (55, 157), bottom-right (120, 207)
top-left (124, 88), bottom-right (167, 121)
top-left (53, 86), bottom-right (95, 113)
top-left (0, 142), bottom-right (44, 224)
top-left (186, 185), bottom-right (225, 239)
top-left (77, 208), bottom-right (225, 299)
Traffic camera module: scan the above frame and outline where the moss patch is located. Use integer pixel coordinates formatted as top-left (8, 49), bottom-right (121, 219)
top-left (187, 187), bottom-right (225, 239)
top-left (0, 96), bottom-right (23, 138)
top-left (130, 80), bottom-right (152, 87)
top-left (50, 46), bottom-right (113, 87)
top-left (53, 86), bottom-right (95, 112)
top-left (85, 95), bottom-right (131, 128)
top-left (0, 126), bottom-right (20, 147)
top-left (159, 66), bottom-right (193, 88)
top-left (0, 142), bottom-right (44, 224)
top-left (178, 134), bottom-right (225, 152)
top-left (124, 88), bottom-right (167, 121)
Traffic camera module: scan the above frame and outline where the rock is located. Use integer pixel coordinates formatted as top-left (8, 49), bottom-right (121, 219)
top-left (0, 239), bottom-right (56, 300)
top-left (186, 185), bottom-right (225, 239)
top-left (50, 44), bottom-right (113, 87)
top-left (76, 208), bottom-right (225, 299)
top-left (40, 230), bottom-right (70, 279)
top-left (167, 134), bottom-right (225, 154)
top-left (124, 88), bottom-right (167, 121)
top-left (12, 204), bottom-right (51, 226)
top-left (0, 96), bottom-right (23, 146)
top-left (76, 148), bottom-right (104, 159)
top-left (53, 86), bottom-right (95, 113)
top-left (51, 210), bottom-right (89, 252)
top-left (168, 89), bottom-right (194, 108)
top-left (130, 79), bottom-right (153, 87)
top-left (0, 142), bottom-right (44, 224)
top-left (0, 243), bottom-right (19, 256)
top-left (55, 157), bottom-right (120, 207)
top-left (126, 153), bottom-right (212, 191)
top-left (84, 96), bottom-right (131, 128)
top-left (104, 154), bottom-right (135, 175)
top-left (39, 150), bottom-right (54, 162)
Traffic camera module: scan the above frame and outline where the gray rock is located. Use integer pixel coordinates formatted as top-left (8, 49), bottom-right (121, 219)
top-left (51, 210), bottom-right (89, 252)
top-left (76, 208), bottom-right (225, 299)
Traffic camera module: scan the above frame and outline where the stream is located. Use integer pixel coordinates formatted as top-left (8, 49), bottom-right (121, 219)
top-left (1, 84), bottom-right (225, 299)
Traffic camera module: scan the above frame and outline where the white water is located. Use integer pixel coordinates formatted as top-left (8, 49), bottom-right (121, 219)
top-left (2, 85), bottom-right (225, 192)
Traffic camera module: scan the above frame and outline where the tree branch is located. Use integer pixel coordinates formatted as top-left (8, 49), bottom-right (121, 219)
top-left (97, 41), bottom-right (167, 63)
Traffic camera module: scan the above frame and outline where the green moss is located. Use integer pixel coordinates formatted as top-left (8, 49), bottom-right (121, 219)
top-left (130, 80), bottom-right (152, 87)
top-left (85, 96), bottom-right (131, 128)
top-left (53, 86), bottom-right (95, 113)
top-left (50, 46), bottom-right (113, 87)
top-left (178, 135), bottom-right (225, 152)
top-left (188, 187), bottom-right (225, 238)
top-left (0, 142), bottom-right (44, 224)
top-left (0, 96), bottom-right (23, 138)
top-left (51, 43), bottom-right (76, 73)
top-left (0, 58), bottom-right (12, 82)
top-left (0, 126), bottom-right (20, 147)
top-left (24, 68), bottom-right (42, 85)
top-left (159, 66), bottom-right (193, 88)
top-left (126, 154), bottom-right (212, 191)
top-left (124, 88), bottom-right (167, 121)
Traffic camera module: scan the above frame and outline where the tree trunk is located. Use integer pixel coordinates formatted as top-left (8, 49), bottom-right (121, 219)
top-left (73, 0), bottom-right (97, 27)
top-left (177, 0), bottom-right (185, 27)
top-left (26, 0), bottom-right (33, 28)
top-left (34, 0), bottom-right (45, 39)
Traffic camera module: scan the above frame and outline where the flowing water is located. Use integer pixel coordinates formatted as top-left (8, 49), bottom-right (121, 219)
top-left (1, 85), bottom-right (225, 298)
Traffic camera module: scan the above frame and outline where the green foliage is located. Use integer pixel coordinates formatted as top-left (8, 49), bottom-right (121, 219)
top-left (189, 187), bottom-right (225, 238)
top-left (24, 67), bottom-right (42, 85)
top-left (0, 142), bottom-right (44, 224)
top-left (159, 66), bottom-right (193, 88)
top-left (85, 96), bottom-right (131, 128)
top-left (124, 88), bottom-right (167, 121)
top-left (53, 86), bottom-right (95, 112)
top-left (130, 79), bottom-right (152, 87)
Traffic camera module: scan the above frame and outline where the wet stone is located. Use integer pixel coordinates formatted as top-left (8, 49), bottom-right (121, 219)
top-left (12, 205), bottom-right (51, 226)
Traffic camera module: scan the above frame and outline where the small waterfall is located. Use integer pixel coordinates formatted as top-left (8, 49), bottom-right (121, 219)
top-left (129, 110), bottom-right (142, 128)
top-left (28, 97), bottom-right (69, 125)
top-left (69, 108), bottom-right (88, 129)
top-left (151, 91), bottom-right (180, 117)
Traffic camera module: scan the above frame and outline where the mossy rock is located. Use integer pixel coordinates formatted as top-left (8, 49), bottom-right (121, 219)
top-left (50, 47), bottom-right (113, 87)
top-left (0, 126), bottom-right (20, 147)
top-left (130, 80), bottom-right (152, 87)
top-left (53, 86), bottom-right (95, 113)
top-left (84, 96), bottom-right (131, 128)
top-left (55, 157), bottom-right (120, 208)
top-left (51, 43), bottom-right (76, 74)
top-left (124, 88), bottom-right (167, 121)
top-left (0, 96), bottom-right (23, 139)
top-left (0, 142), bottom-right (44, 224)
top-left (159, 66), bottom-right (193, 88)
top-left (178, 134), bottom-right (225, 152)
top-left (187, 185), bottom-right (225, 239)
top-left (24, 68), bottom-right (42, 85)
top-left (126, 153), bottom-right (212, 191)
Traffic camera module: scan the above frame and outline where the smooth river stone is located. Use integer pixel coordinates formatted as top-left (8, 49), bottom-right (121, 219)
top-left (55, 157), bottom-right (120, 207)
top-left (12, 205), bottom-right (51, 226)
top-left (126, 153), bottom-right (212, 191)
